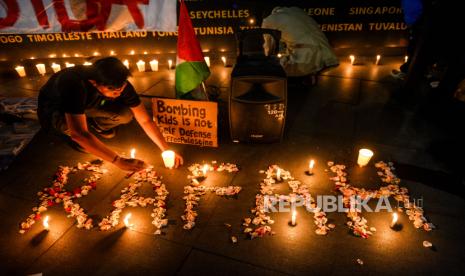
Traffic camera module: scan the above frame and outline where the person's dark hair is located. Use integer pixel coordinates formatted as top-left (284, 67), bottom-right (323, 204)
top-left (92, 57), bottom-right (131, 88)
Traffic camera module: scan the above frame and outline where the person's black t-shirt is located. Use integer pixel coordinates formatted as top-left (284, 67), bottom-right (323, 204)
top-left (38, 65), bottom-right (140, 128)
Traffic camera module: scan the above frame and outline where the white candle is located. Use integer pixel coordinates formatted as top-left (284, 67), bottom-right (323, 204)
top-left (161, 150), bottom-right (175, 169)
top-left (168, 59), bottom-right (173, 69)
top-left (15, 66), bottom-right (26, 77)
top-left (390, 212), bottom-right (398, 228)
top-left (136, 60), bottom-right (145, 72)
top-left (349, 55), bottom-right (355, 65)
top-left (123, 60), bottom-right (129, 69)
top-left (36, 63), bottom-right (46, 75)
top-left (65, 62), bottom-right (75, 68)
top-left (124, 213), bottom-right (134, 229)
top-left (204, 56), bottom-right (210, 67)
top-left (51, 63), bottom-right (61, 73)
top-left (357, 148), bottom-right (374, 167)
top-left (149, 59), bottom-right (159, 71)
top-left (43, 215), bottom-right (50, 230)
top-left (83, 62), bottom-right (92, 66)
top-left (221, 56), bottom-right (226, 66)
top-left (291, 210), bottom-right (297, 226)
top-left (308, 159), bottom-right (315, 174)
top-left (130, 148), bottom-right (136, 159)
top-left (404, 55), bottom-right (408, 63)
top-left (276, 168), bottom-right (281, 181)
top-left (375, 55), bottom-right (381, 65)
top-left (202, 164), bottom-right (209, 176)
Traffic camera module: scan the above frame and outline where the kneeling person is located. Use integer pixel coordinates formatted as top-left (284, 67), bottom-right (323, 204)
top-left (38, 57), bottom-right (183, 171)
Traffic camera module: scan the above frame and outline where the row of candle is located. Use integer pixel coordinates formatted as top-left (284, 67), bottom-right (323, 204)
top-left (349, 55), bottom-right (408, 65)
top-left (14, 56), bottom-right (228, 77)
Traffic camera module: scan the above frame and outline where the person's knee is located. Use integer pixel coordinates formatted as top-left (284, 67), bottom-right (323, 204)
top-left (116, 108), bottom-right (133, 124)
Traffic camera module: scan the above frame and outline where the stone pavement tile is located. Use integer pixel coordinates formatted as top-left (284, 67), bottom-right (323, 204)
top-left (316, 76), bottom-right (361, 105)
top-left (330, 209), bottom-right (465, 275)
top-left (177, 248), bottom-right (290, 276)
top-left (307, 102), bottom-right (355, 139)
top-left (320, 57), bottom-right (402, 83)
top-left (25, 227), bottom-right (191, 276)
top-left (0, 194), bottom-right (75, 275)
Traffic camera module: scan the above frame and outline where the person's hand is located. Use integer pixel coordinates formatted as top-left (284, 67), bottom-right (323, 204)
top-left (114, 157), bottom-right (146, 172)
top-left (173, 152), bottom-right (184, 169)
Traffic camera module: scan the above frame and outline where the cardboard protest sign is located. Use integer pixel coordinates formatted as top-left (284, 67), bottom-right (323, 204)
top-left (152, 98), bottom-right (217, 147)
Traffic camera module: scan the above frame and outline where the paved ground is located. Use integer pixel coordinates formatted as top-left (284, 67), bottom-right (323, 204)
top-left (1, 57), bottom-right (465, 275)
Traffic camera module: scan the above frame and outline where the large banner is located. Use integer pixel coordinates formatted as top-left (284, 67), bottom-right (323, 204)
top-left (0, 0), bottom-right (176, 33)
top-left (0, 0), bottom-right (407, 63)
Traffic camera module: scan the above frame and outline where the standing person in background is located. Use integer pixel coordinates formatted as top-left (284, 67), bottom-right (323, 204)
top-left (391, 0), bottom-right (424, 80)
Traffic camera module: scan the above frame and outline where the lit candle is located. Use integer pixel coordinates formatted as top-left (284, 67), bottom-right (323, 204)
top-left (249, 18), bottom-right (255, 25)
top-left (51, 63), bottom-right (61, 73)
top-left (130, 50), bottom-right (135, 55)
top-left (204, 56), bottom-right (210, 67)
top-left (43, 215), bottom-right (50, 231)
top-left (221, 56), bottom-right (227, 67)
top-left (130, 148), bottom-right (136, 159)
top-left (123, 60), bottom-right (129, 69)
top-left (136, 60), bottom-right (145, 72)
top-left (123, 213), bottom-right (134, 229)
top-left (168, 59), bottom-right (173, 69)
top-left (36, 63), bottom-right (46, 75)
top-left (202, 164), bottom-right (209, 176)
top-left (83, 62), bottom-right (92, 66)
top-left (308, 159), bottom-right (315, 175)
top-left (110, 50), bottom-right (115, 56)
top-left (161, 150), bottom-right (175, 169)
top-left (276, 168), bottom-right (281, 181)
top-left (15, 66), bottom-right (26, 77)
top-left (390, 212), bottom-right (398, 228)
top-left (143, 51), bottom-right (148, 55)
top-left (349, 55), bottom-right (355, 65)
top-left (277, 53), bottom-right (282, 58)
top-left (291, 210), bottom-right (297, 226)
top-left (375, 55), bottom-right (381, 65)
top-left (149, 59), bottom-right (159, 71)
top-left (65, 62), bottom-right (75, 68)
top-left (404, 55), bottom-right (408, 63)
top-left (93, 51), bottom-right (100, 56)
top-left (357, 148), bottom-right (374, 167)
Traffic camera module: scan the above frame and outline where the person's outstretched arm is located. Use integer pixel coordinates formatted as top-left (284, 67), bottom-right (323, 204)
top-left (130, 102), bottom-right (184, 168)
top-left (66, 113), bottom-right (145, 171)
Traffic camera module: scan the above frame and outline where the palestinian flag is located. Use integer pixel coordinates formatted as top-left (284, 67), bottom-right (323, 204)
top-left (175, 0), bottom-right (210, 95)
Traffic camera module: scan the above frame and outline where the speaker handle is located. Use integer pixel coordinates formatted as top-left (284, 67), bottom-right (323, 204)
top-left (236, 28), bottom-right (282, 58)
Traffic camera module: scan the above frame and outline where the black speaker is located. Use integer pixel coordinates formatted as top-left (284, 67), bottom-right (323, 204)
top-left (229, 76), bottom-right (287, 143)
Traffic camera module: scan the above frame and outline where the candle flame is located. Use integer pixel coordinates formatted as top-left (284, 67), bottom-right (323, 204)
top-left (349, 55), bottom-right (355, 65)
top-left (390, 212), bottom-right (398, 227)
top-left (43, 215), bottom-right (50, 230)
top-left (375, 55), bottom-right (381, 65)
top-left (123, 60), bottom-right (129, 69)
top-left (168, 59), bottom-right (173, 69)
top-left (404, 55), bottom-right (409, 63)
top-left (309, 159), bottom-right (315, 174)
top-left (291, 210), bottom-right (297, 226)
top-left (130, 148), bottom-right (136, 159)
top-left (276, 168), bottom-right (281, 180)
top-left (202, 164), bottom-right (209, 176)
top-left (124, 213), bottom-right (133, 228)
top-left (221, 56), bottom-right (226, 66)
